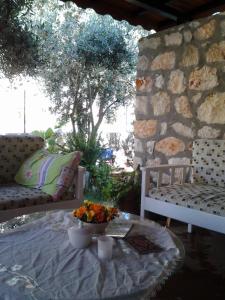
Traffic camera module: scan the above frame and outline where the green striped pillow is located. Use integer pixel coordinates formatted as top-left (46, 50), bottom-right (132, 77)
top-left (15, 149), bottom-right (81, 200)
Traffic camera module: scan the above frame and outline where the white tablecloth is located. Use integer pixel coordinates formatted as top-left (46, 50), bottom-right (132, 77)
top-left (0, 211), bottom-right (183, 300)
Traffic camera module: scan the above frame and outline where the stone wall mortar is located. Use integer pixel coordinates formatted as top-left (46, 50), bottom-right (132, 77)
top-left (135, 13), bottom-right (225, 169)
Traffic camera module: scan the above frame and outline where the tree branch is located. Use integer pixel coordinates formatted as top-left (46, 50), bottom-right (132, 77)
top-left (102, 98), bottom-right (122, 115)
top-left (87, 77), bottom-right (94, 130)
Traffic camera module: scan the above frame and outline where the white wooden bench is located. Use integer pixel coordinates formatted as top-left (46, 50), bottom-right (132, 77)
top-left (141, 139), bottom-right (225, 234)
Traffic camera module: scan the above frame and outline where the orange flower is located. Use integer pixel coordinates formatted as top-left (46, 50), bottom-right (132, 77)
top-left (73, 206), bottom-right (86, 219)
top-left (73, 201), bottom-right (119, 223)
top-left (91, 203), bottom-right (104, 214)
top-left (96, 211), bottom-right (106, 223)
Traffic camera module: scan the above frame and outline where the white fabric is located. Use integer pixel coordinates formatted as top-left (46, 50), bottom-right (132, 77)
top-left (0, 211), bottom-right (182, 300)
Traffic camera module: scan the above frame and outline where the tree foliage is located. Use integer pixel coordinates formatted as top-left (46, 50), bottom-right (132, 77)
top-left (29, 1), bottom-right (143, 141)
top-left (76, 16), bottom-right (134, 71)
top-left (1, 0), bottom-right (148, 144)
top-left (0, 0), bottom-right (38, 77)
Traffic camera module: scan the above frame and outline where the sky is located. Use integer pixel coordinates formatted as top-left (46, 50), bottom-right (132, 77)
top-left (0, 77), bottom-right (134, 141)
top-left (0, 78), bottom-right (56, 134)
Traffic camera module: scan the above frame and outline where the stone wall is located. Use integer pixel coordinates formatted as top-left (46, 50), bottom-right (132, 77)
top-left (134, 13), bottom-right (225, 171)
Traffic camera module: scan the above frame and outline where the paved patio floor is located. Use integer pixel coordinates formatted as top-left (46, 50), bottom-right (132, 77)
top-left (153, 220), bottom-right (225, 300)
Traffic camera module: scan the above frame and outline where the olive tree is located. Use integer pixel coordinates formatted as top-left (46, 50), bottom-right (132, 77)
top-left (0, 0), bottom-right (38, 77)
top-left (30, 1), bottom-right (139, 141)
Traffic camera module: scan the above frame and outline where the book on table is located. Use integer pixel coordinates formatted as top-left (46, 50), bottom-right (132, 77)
top-left (105, 222), bottom-right (133, 238)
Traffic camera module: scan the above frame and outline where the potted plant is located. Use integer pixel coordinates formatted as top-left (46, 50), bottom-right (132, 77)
top-left (73, 200), bottom-right (118, 233)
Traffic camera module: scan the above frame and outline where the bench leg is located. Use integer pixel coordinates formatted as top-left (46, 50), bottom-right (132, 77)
top-left (188, 223), bottom-right (192, 233)
top-left (140, 207), bottom-right (145, 219)
top-left (166, 217), bottom-right (171, 228)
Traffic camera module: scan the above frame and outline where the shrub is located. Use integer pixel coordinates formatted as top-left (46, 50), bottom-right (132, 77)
top-left (65, 133), bottom-right (103, 172)
top-left (32, 128), bottom-right (63, 153)
top-left (90, 162), bottom-right (113, 200)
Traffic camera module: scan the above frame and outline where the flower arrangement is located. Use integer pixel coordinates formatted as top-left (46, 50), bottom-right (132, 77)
top-left (73, 200), bottom-right (118, 224)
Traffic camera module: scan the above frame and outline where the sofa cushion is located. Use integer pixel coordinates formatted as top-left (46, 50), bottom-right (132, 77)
top-left (0, 184), bottom-right (53, 210)
top-left (15, 150), bottom-right (81, 200)
top-left (15, 149), bottom-right (49, 186)
top-left (149, 183), bottom-right (225, 217)
top-left (0, 135), bottom-right (44, 184)
top-left (193, 139), bottom-right (225, 187)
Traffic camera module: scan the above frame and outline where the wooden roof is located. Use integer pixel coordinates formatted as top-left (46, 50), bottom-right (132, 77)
top-left (62, 0), bottom-right (225, 31)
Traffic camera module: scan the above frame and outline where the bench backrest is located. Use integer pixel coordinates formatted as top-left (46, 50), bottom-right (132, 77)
top-left (193, 139), bottom-right (225, 187)
top-left (0, 135), bottom-right (44, 183)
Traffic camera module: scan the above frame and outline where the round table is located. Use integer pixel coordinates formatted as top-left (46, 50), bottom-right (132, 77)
top-left (0, 210), bottom-right (184, 300)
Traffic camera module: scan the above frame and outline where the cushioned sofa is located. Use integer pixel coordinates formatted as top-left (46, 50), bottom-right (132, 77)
top-left (0, 135), bottom-right (85, 222)
top-left (141, 139), bottom-right (225, 234)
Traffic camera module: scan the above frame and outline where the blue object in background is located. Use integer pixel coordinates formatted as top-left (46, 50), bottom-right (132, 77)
top-left (100, 148), bottom-right (113, 160)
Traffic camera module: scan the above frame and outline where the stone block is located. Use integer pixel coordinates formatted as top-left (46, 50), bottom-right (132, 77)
top-left (175, 96), bottom-right (193, 118)
top-left (181, 45), bottom-right (199, 67)
top-left (151, 51), bottom-right (175, 70)
top-left (194, 19), bottom-right (216, 40)
top-left (189, 66), bottom-right (218, 90)
top-left (135, 96), bottom-right (148, 115)
top-left (197, 126), bottom-right (221, 138)
top-left (152, 92), bottom-right (170, 116)
top-left (187, 141), bottom-right (193, 151)
top-left (160, 122), bottom-right (167, 135)
top-left (155, 74), bottom-right (164, 88)
top-left (220, 20), bottom-right (225, 36)
top-left (206, 41), bottom-right (225, 62)
top-left (136, 76), bottom-right (153, 92)
top-left (146, 157), bottom-right (161, 167)
top-left (146, 158), bottom-right (166, 184)
top-left (172, 122), bottom-right (194, 138)
top-left (197, 92), bottom-right (225, 124)
top-left (137, 55), bottom-right (149, 71)
top-left (168, 157), bottom-right (191, 165)
top-left (146, 141), bottom-right (155, 155)
top-left (139, 36), bottom-right (161, 51)
top-left (183, 31), bottom-right (192, 42)
top-left (165, 32), bottom-right (182, 46)
top-left (134, 120), bottom-right (157, 139)
top-left (191, 93), bottom-right (202, 104)
top-left (168, 157), bottom-right (191, 182)
top-left (155, 137), bottom-right (185, 156)
top-left (189, 21), bottom-right (200, 29)
top-left (133, 157), bottom-right (143, 169)
top-left (134, 138), bottom-right (143, 153)
top-left (168, 69), bottom-right (186, 94)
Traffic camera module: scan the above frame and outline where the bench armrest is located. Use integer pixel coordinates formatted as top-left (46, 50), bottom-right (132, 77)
top-left (74, 166), bottom-right (85, 204)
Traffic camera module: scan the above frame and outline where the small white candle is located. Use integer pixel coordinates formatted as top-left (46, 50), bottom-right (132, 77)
top-left (98, 236), bottom-right (114, 260)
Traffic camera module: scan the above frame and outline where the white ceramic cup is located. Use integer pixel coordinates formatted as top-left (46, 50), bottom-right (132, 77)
top-left (97, 236), bottom-right (114, 260)
top-left (68, 226), bottom-right (91, 249)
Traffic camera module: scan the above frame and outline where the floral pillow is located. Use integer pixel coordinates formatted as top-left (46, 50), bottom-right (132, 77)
top-left (15, 149), bottom-right (81, 200)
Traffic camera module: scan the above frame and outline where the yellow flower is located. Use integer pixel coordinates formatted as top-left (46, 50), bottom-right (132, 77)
top-left (84, 200), bottom-right (92, 209)
top-left (86, 210), bottom-right (95, 222)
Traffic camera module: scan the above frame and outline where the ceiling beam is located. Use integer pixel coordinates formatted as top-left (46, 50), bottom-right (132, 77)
top-left (125, 0), bottom-right (183, 22)
top-left (188, 0), bottom-right (225, 16)
top-left (136, 1), bottom-right (172, 18)
top-left (158, 0), bottom-right (225, 31)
